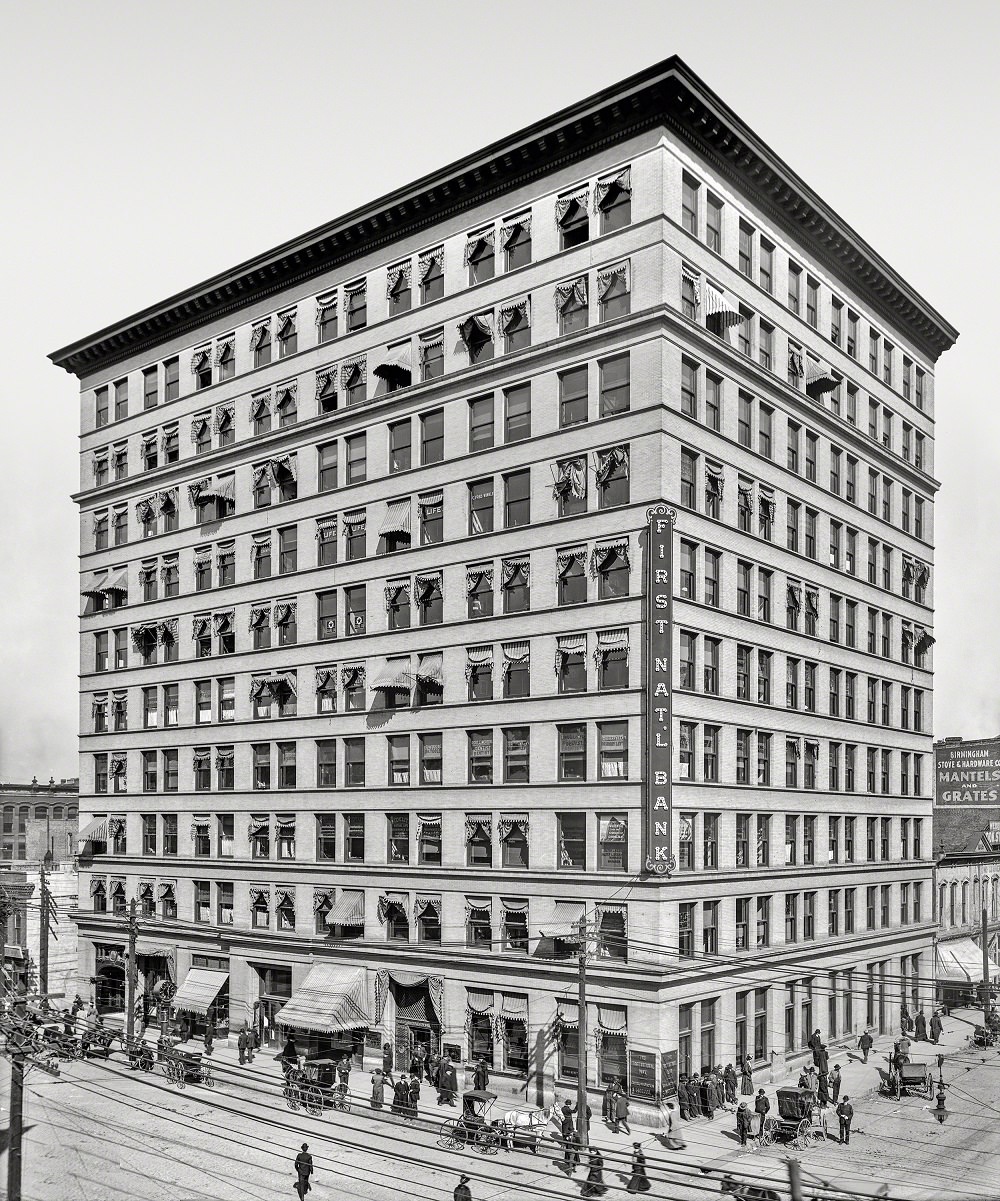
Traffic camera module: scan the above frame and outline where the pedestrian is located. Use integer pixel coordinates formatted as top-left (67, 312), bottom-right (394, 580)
top-left (383, 1041), bottom-right (394, 1075)
top-left (713, 1069), bottom-right (727, 1112)
top-left (561, 1102), bottom-right (575, 1142)
top-left (901, 1004), bottom-right (913, 1034)
top-left (723, 1063), bottom-right (738, 1105)
top-left (830, 1063), bottom-right (843, 1103)
top-left (371, 1067), bottom-right (385, 1110)
top-left (626, 1142), bottom-right (651, 1193)
top-left (736, 1101), bottom-right (754, 1146)
top-left (858, 1029), bottom-right (873, 1062)
top-left (294, 1142), bottom-right (313, 1200)
top-left (836, 1095), bottom-right (854, 1145)
top-left (817, 1071), bottom-right (830, 1106)
top-left (408, 1070), bottom-right (421, 1117)
top-left (816, 1044), bottom-right (829, 1075)
top-left (676, 1076), bottom-right (690, 1120)
top-left (393, 1072), bottom-right (409, 1115)
top-left (805, 1064), bottom-right (818, 1094)
top-left (279, 1034), bottom-right (298, 1079)
top-left (203, 1017), bottom-right (214, 1056)
top-left (754, 1088), bottom-right (770, 1136)
top-left (898, 1033), bottom-right (911, 1060)
top-left (602, 1079), bottom-right (618, 1122)
top-left (613, 1090), bottom-right (631, 1135)
top-left (581, 1147), bottom-right (607, 1197)
top-left (337, 1054), bottom-right (351, 1089)
top-left (453, 1174), bottom-right (473, 1201)
top-left (699, 1074), bottom-right (714, 1121)
top-left (439, 1057), bottom-right (458, 1106)
top-left (809, 1028), bottom-right (823, 1066)
top-left (915, 1010), bottom-right (927, 1041)
top-left (929, 1011), bottom-right (943, 1044)
top-left (473, 1057), bottom-right (490, 1092)
top-left (740, 1055), bottom-right (754, 1095)
top-left (563, 1126), bottom-right (581, 1172)
top-left (237, 1025), bottom-right (248, 1065)
top-left (797, 1067), bottom-right (810, 1090)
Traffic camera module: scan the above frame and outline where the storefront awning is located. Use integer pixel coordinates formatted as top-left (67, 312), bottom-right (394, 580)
top-left (172, 968), bottom-right (229, 1016)
top-left (276, 963), bottom-right (371, 1034)
top-left (326, 890), bottom-right (365, 927)
top-left (936, 937), bottom-right (1000, 983)
top-left (135, 939), bottom-right (173, 958)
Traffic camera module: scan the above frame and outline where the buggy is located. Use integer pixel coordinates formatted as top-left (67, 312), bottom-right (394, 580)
top-left (437, 1089), bottom-right (501, 1154)
top-left (282, 1064), bottom-right (352, 1116)
top-left (162, 1045), bottom-right (215, 1089)
top-left (758, 1087), bottom-right (827, 1150)
top-left (877, 1059), bottom-right (932, 1100)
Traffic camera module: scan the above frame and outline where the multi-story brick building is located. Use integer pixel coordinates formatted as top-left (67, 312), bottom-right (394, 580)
top-left (51, 57), bottom-right (956, 1115)
top-left (933, 736), bottom-right (1000, 1007)
top-left (1, 778), bottom-right (80, 999)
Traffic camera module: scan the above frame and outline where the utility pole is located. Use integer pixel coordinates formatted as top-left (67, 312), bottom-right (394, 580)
top-left (983, 906), bottom-right (991, 1027)
top-left (38, 860), bottom-right (49, 1000)
top-left (125, 897), bottom-right (138, 1043)
top-left (0, 886), bottom-right (8, 1006)
top-left (788, 1159), bottom-right (804, 1201)
top-left (576, 913), bottom-right (589, 1149)
top-left (8, 1048), bottom-right (24, 1201)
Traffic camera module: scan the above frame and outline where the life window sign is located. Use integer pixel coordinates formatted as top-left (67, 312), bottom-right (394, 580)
top-left (645, 505), bottom-right (676, 875)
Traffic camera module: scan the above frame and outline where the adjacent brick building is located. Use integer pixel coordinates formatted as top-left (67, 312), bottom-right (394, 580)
top-left (51, 57), bottom-right (957, 1114)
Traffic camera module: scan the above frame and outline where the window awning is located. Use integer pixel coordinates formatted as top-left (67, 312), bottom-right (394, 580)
top-left (199, 476), bottom-right (235, 505)
top-left (276, 963), bottom-right (371, 1034)
top-left (936, 938), bottom-right (1000, 983)
top-left (806, 364), bottom-right (839, 395)
top-left (373, 658), bottom-right (412, 691)
top-left (543, 900), bottom-right (586, 938)
top-left (379, 499), bottom-right (411, 538)
top-left (82, 568), bottom-right (128, 600)
top-left (704, 284), bottom-right (743, 329)
top-left (172, 968), bottom-right (229, 1016)
top-left (326, 890), bottom-right (365, 926)
top-left (135, 939), bottom-right (172, 958)
top-left (373, 345), bottom-right (412, 386)
top-left (414, 653), bottom-right (444, 686)
top-left (79, 817), bottom-right (108, 843)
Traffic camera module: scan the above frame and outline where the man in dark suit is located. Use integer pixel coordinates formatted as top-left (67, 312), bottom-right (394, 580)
top-left (294, 1143), bottom-right (313, 1199)
top-left (836, 1096), bottom-right (854, 1145)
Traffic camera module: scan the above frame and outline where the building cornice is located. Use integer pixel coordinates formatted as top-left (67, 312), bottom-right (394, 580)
top-left (49, 56), bottom-right (958, 380)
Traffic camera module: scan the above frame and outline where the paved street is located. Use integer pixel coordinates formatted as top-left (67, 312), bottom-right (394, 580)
top-left (2, 1012), bottom-right (1000, 1200)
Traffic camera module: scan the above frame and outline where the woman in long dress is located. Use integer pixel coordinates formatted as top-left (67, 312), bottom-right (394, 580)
top-left (626, 1144), bottom-right (651, 1193)
top-left (370, 1068), bottom-right (385, 1110)
top-left (740, 1055), bottom-right (754, 1096)
top-left (581, 1148), bottom-right (607, 1197)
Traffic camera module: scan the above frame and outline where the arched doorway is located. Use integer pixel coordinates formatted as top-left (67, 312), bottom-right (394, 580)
top-left (95, 962), bottom-right (125, 1015)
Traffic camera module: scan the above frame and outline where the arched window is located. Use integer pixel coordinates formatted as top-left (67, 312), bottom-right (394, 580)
top-left (950, 882), bottom-right (958, 927)
top-left (961, 881), bottom-right (969, 925)
top-left (939, 883), bottom-right (948, 927)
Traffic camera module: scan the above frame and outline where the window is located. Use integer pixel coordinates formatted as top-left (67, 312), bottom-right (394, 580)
top-left (787, 263), bottom-right (801, 314)
top-left (599, 265), bottom-right (630, 321)
top-left (503, 727), bottom-right (529, 784)
top-left (344, 585), bottom-right (366, 637)
top-left (504, 470), bottom-right (530, 527)
top-left (467, 233), bottom-right (495, 285)
top-left (469, 478), bottom-right (494, 535)
top-left (558, 277), bottom-right (588, 334)
top-left (706, 194), bottom-right (723, 252)
top-left (344, 738), bottom-right (365, 787)
top-left (558, 724), bottom-right (587, 781)
top-left (558, 812), bottom-right (586, 870)
top-left (758, 405), bottom-right (772, 458)
top-left (345, 433), bottom-right (366, 485)
top-left (680, 448), bottom-right (697, 509)
top-left (467, 568), bottom-right (493, 618)
top-left (558, 193), bottom-right (589, 248)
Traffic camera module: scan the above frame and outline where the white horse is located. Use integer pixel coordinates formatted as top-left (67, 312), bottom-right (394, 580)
top-left (499, 1105), bottom-right (552, 1152)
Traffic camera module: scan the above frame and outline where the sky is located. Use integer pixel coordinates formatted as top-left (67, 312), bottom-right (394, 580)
top-left (1, 0), bottom-right (998, 782)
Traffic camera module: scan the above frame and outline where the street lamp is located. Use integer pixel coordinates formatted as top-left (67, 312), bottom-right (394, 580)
top-left (933, 1053), bottom-right (948, 1125)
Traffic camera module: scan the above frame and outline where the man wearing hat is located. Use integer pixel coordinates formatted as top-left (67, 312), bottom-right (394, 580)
top-left (294, 1143), bottom-right (313, 1199)
top-left (453, 1174), bottom-right (473, 1201)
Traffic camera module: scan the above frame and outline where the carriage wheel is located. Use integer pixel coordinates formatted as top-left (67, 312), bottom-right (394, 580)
top-left (760, 1117), bottom-right (777, 1147)
top-left (202, 1066), bottom-right (215, 1089)
top-left (303, 1085), bottom-right (323, 1117)
top-left (338, 1091), bottom-right (351, 1114)
top-left (438, 1120), bottom-right (461, 1150)
top-left (284, 1083), bottom-right (301, 1111)
top-left (793, 1118), bottom-right (810, 1149)
top-left (476, 1127), bottom-right (500, 1156)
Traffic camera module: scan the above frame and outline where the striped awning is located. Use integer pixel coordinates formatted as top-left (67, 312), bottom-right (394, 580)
top-left (704, 284), bottom-right (743, 329)
top-left (198, 476), bottom-right (235, 505)
top-left (78, 817), bottom-right (108, 843)
top-left (544, 900), bottom-right (586, 938)
top-left (81, 568), bottom-right (128, 599)
top-left (373, 344), bottom-right (412, 386)
top-left (326, 890), bottom-right (365, 927)
top-left (414, 653), bottom-right (444, 686)
top-left (172, 968), bottom-right (229, 1017)
top-left (555, 634), bottom-right (586, 671)
top-left (379, 499), bottom-right (411, 537)
top-left (277, 964), bottom-right (371, 1033)
top-left (806, 363), bottom-right (839, 395)
top-left (373, 658), bottom-right (411, 691)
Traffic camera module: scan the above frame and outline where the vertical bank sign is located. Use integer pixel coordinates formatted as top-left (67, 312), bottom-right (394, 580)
top-left (645, 505), bottom-right (676, 875)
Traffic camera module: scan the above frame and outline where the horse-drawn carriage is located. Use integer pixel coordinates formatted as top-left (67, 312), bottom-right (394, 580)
top-left (758, 1087), bottom-right (827, 1149)
top-left (437, 1091), bottom-right (548, 1155)
top-left (282, 1063), bottom-right (351, 1116)
top-left (877, 1059), bottom-right (932, 1100)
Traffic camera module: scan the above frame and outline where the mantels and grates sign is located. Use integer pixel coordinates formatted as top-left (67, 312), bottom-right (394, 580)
top-left (644, 505), bottom-right (676, 875)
